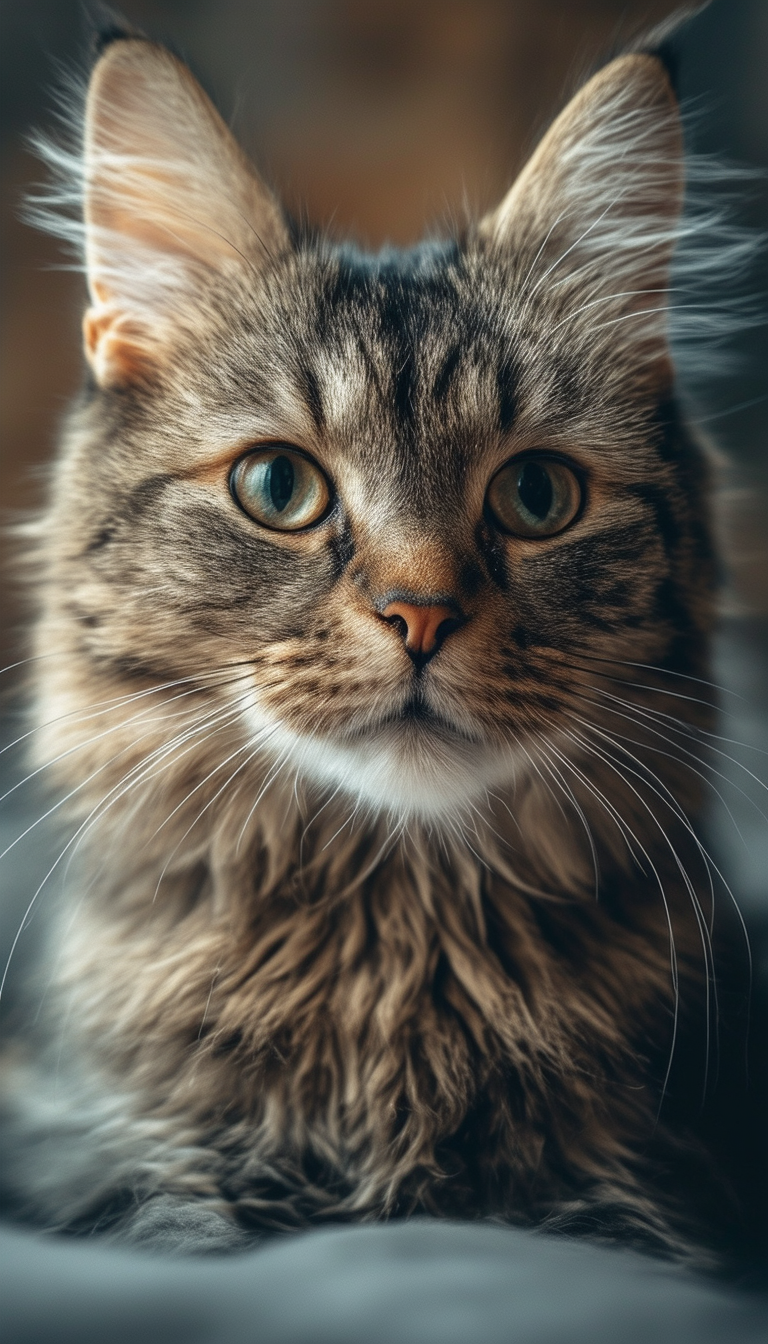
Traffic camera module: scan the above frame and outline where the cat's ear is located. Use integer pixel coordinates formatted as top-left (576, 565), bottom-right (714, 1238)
top-left (81, 38), bottom-right (290, 387)
top-left (479, 53), bottom-right (683, 377)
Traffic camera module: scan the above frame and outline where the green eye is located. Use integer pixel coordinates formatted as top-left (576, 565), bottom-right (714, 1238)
top-left (231, 447), bottom-right (331, 531)
top-left (487, 457), bottom-right (582, 538)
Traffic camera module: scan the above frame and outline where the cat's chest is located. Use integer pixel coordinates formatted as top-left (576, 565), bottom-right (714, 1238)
top-left (68, 859), bottom-right (656, 1149)
top-left (179, 891), bottom-right (593, 1140)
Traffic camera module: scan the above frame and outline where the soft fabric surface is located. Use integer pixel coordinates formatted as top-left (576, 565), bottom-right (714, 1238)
top-left (2, 1219), bottom-right (767, 1344)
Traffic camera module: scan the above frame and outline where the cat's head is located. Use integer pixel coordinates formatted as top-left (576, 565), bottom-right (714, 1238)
top-left (37, 36), bottom-right (715, 823)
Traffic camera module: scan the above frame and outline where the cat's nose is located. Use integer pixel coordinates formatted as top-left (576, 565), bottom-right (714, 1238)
top-left (380, 599), bottom-right (462, 665)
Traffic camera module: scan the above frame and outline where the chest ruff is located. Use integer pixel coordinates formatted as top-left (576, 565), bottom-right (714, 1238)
top-left (60, 836), bottom-right (679, 1229)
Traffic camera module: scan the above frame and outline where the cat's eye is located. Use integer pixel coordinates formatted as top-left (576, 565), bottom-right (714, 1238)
top-left (487, 457), bottom-right (582, 538)
top-left (231, 446), bottom-right (331, 531)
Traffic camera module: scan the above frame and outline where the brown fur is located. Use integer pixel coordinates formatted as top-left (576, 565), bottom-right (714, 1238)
top-left (3, 35), bottom-right (732, 1257)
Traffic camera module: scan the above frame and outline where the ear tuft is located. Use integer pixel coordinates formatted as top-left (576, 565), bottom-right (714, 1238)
top-left (625, 3), bottom-right (709, 97)
top-left (92, 25), bottom-right (138, 59)
top-left (86, 1), bottom-right (143, 59)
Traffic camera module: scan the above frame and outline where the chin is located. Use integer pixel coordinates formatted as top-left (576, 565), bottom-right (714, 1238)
top-left (261, 715), bottom-right (517, 823)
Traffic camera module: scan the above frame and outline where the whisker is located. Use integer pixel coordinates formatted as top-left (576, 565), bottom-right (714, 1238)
top-left (0, 673), bottom-right (256, 808)
top-left (235, 747), bottom-right (295, 854)
top-left (569, 708), bottom-right (754, 1000)
top-left (567, 664), bottom-right (719, 714)
top-left (0, 653), bottom-right (60, 681)
top-left (518, 736), bottom-right (601, 899)
top-left (572, 681), bottom-right (768, 791)
top-left (0, 695), bottom-right (257, 997)
top-left (571, 653), bottom-right (743, 702)
top-left (561, 720), bottom-right (732, 1104)
top-left (151, 726), bottom-right (281, 904)
top-left (536, 734), bottom-right (681, 1111)
top-left (0, 685), bottom-right (256, 865)
top-left (0, 662), bottom-right (260, 763)
top-left (569, 687), bottom-right (768, 836)
top-left (149, 718), bottom-right (278, 847)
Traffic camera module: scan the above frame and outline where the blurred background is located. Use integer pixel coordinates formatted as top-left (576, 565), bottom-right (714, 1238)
top-left (0, 0), bottom-right (766, 1256)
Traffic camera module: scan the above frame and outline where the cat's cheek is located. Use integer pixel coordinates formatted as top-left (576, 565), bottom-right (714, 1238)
top-left (246, 648), bottom-right (406, 742)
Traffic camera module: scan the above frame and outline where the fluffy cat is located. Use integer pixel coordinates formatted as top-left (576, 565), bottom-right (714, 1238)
top-left (0, 26), bottom-right (746, 1259)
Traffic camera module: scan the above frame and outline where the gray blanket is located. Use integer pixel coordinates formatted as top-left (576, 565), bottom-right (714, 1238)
top-left (3, 1219), bottom-right (767, 1344)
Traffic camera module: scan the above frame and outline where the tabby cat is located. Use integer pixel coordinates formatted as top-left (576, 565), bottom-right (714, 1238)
top-left (2, 26), bottom-right (738, 1257)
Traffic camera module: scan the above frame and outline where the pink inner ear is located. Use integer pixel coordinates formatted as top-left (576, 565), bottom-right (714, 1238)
top-left (80, 39), bottom-right (289, 387)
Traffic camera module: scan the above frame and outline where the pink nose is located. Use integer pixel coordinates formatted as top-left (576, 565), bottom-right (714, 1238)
top-left (380, 601), bottom-right (459, 659)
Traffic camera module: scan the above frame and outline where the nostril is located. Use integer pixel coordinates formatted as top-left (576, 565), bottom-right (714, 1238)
top-left (435, 616), bottom-right (461, 645)
top-left (384, 613), bottom-right (409, 642)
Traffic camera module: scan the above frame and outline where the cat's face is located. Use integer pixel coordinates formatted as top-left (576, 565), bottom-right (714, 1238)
top-left (42, 39), bottom-right (713, 820)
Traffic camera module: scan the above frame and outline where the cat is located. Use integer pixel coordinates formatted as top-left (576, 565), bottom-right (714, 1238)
top-left (0, 23), bottom-right (747, 1260)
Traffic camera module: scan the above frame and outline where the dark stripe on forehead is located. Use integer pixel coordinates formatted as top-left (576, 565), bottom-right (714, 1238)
top-left (377, 279), bottom-right (419, 436)
top-left (296, 362), bottom-right (325, 434)
top-left (393, 347), bottom-right (417, 433)
top-left (433, 346), bottom-right (462, 403)
top-left (324, 240), bottom-right (465, 437)
top-left (355, 333), bottom-right (385, 404)
top-left (497, 355), bottom-right (520, 435)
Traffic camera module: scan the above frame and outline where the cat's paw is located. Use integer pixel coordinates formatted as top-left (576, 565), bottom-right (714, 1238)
top-left (114, 1196), bottom-right (254, 1255)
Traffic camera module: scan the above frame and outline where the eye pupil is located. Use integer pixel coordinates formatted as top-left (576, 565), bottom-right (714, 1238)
top-left (486, 456), bottom-right (581, 538)
top-left (232, 447), bottom-right (331, 531)
top-left (268, 455), bottom-right (295, 513)
top-left (517, 461), bottom-right (552, 520)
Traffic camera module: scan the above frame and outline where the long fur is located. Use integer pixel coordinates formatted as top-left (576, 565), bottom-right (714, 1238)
top-left (1, 31), bottom-right (758, 1261)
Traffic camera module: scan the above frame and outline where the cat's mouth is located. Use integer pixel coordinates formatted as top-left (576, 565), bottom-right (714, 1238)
top-left (343, 696), bottom-right (483, 747)
top-left (256, 689), bottom-right (506, 818)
